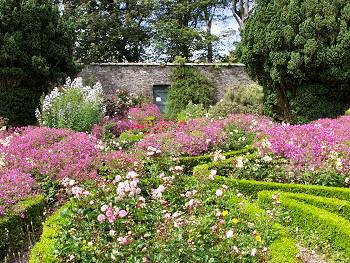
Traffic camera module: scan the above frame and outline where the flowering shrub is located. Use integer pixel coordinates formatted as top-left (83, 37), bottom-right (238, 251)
top-left (0, 169), bottom-right (37, 216)
top-left (0, 127), bottom-right (102, 182)
top-left (51, 158), bottom-right (277, 262)
top-left (127, 104), bottom-right (161, 123)
top-left (256, 116), bottom-right (350, 180)
top-left (36, 77), bottom-right (105, 132)
top-left (137, 118), bottom-right (226, 156)
top-left (104, 89), bottom-right (144, 119)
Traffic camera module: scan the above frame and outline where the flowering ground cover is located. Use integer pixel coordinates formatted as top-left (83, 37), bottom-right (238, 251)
top-left (2, 102), bottom-right (350, 262)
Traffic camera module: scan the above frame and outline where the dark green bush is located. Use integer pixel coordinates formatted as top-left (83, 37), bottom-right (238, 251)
top-left (0, 195), bottom-right (45, 260)
top-left (289, 84), bottom-right (344, 123)
top-left (0, 0), bottom-right (76, 125)
top-left (241, 0), bottom-right (350, 122)
top-left (167, 64), bottom-right (215, 117)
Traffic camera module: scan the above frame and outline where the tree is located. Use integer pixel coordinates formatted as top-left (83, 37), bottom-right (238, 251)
top-left (0, 0), bottom-right (76, 125)
top-left (62, 0), bottom-right (155, 63)
top-left (231, 0), bottom-right (255, 30)
top-left (153, 0), bottom-right (223, 62)
top-left (240, 0), bottom-right (350, 122)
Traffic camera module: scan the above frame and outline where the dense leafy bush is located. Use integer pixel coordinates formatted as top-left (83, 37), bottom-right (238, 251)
top-left (241, 0), bottom-right (350, 122)
top-left (289, 84), bottom-right (344, 123)
top-left (167, 65), bottom-right (215, 117)
top-left (209, 84), bottom-right (264, 118)
top-left (0, 0), bottom-right (76, 125)
top-left (36, 78), bottom-right (105, 132)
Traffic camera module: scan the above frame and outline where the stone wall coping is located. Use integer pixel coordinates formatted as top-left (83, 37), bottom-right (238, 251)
top-left (87, 62), bottom-right (245, 67)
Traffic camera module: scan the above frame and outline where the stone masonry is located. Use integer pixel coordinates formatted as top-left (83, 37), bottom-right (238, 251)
top-left (78, 63), bottom-right (253, 101)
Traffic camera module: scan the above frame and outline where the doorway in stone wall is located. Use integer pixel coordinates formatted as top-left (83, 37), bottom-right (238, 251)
top-left (153, 85), bottom-right (169, 114)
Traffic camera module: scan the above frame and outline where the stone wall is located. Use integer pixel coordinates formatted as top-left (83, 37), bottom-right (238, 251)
top-left (78, 63), bottom-right (253, 100)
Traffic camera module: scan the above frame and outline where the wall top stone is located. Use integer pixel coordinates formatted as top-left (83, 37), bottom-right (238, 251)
top-left (88, 62), bottom-right (246, 67)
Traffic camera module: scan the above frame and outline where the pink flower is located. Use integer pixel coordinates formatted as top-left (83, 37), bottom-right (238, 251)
top-left (69, 255), bottom-right (75, 261)
top-left (118, 209), bottom-right (128, 218)
top-left (106, 208), bottom-right (116, 223)
top-left (97, 214), bottom-right (106, 222)
top-left (117, 236), bottom-right (129, 246)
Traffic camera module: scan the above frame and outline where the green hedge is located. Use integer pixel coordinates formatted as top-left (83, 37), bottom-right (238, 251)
top-left (180, 146), bottom-right (254, 173)
top-left (0, 195), bottom-right (45, 260)
top-left (30, 201), bottom-right (73, 263)
top-left (192, 153), bottom-right (256, 178)
top-left (258, 191), bottom-right (350, 258)
top-left (268, 224), bottom-right (299, 263)
top-left (218, 178), bottom-right (350, 201)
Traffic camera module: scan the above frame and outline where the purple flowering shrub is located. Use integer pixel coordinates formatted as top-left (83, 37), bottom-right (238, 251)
top-left (256, 116), bottom-right (350, 179)
top-left (137, 118), bottom-right (227, 156)
top-left (0, 127), bottom-right (102, 181)
top-left (0, 169), bottom-right (38, 216)
top-left (127, 104), bottom-right (161, 123)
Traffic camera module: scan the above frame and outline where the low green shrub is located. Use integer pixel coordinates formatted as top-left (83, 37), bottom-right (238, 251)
top-left (180, 146), bottom-right (253, 173)
top-left (214, 178), bottom-right (350, 201)
top-left (259, 191), bottom-right (350, 260)
top-left (30, 202), bottom-right (73, 263)
top-left (0, 195), bottom-right (45, 260)
top-left (209, 84), bottom-right (264, 118)
top-left (268, 224), bottom-right (299, 263)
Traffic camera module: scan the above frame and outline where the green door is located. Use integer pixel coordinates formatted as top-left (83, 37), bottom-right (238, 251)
top-left (153, 85), bottom-right (169, 114)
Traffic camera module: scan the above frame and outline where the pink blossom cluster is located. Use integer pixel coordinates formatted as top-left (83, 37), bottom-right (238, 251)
top-left (257, 116), bottom-right (350, 174)
top-left (0, 169), bottom-right (37, 215)
top-left (0, 127), bottom-right (104, 181)
top-left (115, 171), bottom-right (142, 200)
top-left (137, 118), bottom-right (226, 156)
top-left (223, 114), bottom-right (274, 133)
top-left (151, 172), bottom-right (174, 200)
top-left (97, 204), bottom-right (128, 224)
top-left (127, 104), bottom-right (161, 122)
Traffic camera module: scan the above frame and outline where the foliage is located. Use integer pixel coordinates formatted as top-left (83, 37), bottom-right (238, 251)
top-left (0, 116), bottom-right (8, 128)
top-left (167, 65), bottom-right (215, 117)
top-left (209, 84), bottom-right (264, 118)
top-left (240, 0), bottom-right (350, 122)
top-left (177, 101), bottom-right (207, 121)
top-left (104, 89), bottom-right (144, 119)
top-left (0, 0), bottom-right (76, 125)
top-left (259, 191), bottom-right (350, 260)
top-left (63, 0), bottom-right (155, 63)
top-left (30, 202), bottom-right (73, 263)
top-left (36, 78), bottom-right (105, 132)
top-left (0, 195), bottom-right (45, 260)
top-left (289, 84), bottom-right (344, 123)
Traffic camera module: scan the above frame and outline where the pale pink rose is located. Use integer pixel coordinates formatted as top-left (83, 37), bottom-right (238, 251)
top-left (118, 209), bottom-right (128, 218)
top-left (97, 214), bottom-right (106, 222)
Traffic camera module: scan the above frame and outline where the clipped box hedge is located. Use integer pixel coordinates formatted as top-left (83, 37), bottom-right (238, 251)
top-left (180, 146), bottom-right (254, 173)
top-left (218, 178), bottom-right (350, 201)
top-left (0, 195), bottom-right (45, 260)
top-left (30, 201), bottom-right (73, 263)
top-left (259, 191), bottom-right (350, 259)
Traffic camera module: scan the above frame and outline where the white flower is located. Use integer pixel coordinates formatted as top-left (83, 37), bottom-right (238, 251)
top-left (215, 189), bottom-right (223, 197)
top-left (226, 230), bottom-right (234, 238)
top-left (262, 155), bottom-right (273, 162)
top-left (236, 157), bottom-right (244, 168)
